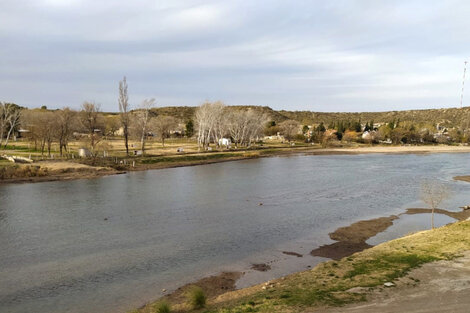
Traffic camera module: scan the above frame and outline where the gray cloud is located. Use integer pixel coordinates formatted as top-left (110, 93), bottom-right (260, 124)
top-left (1, 0), bottom-right (469, 111)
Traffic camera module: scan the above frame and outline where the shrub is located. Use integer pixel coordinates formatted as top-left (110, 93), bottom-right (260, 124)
top-left (153, 300), bottom-right (170, 313)
top-left (186, 286), bottom-right (206, 309)
top-left (0, 165), bottom-right (48, 179)
top-left (294, 134), bottom-right (306, 141)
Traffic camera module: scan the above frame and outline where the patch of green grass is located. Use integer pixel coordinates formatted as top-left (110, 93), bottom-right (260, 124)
top-left (140, 153), bottom-right (238, 164)
top-left (3, 144), bottom-right (30, 151)
top-left (186, 286), bottom-right (206, 309)
top-left (152, 300), bottom-right (171, 313)
top-left (2, 144), bottom-right (41, 153)
top-left (343, 253), bottom-right (438, 280)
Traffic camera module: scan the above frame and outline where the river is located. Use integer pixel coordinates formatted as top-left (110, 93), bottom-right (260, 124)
top-left (1, 153), bottom-right (470, 313)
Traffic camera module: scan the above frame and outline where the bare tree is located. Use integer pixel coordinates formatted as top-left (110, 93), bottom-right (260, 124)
top-left (119, 76), bottom-right (131, 155)
top-left (227, 109), bottom-right (267, 147)
top-left (0, 102), bottom-right (8, 147)
top-left (104, 114), bottom-right (121, 137)
top-left (195, 102), bottom-right (211, 150)
top-left (134, 98), bottom-right (155, 154)
top-left (80, 102), bottom-right (102, 155)
top-left (3, 105), bottom-right (21, 148)
top-left (421, 180), bottom-right (450, 229)
top-left (244, 110), bottom-right (268, 146)
top-left (20, 110), bottom-right (38, 150)
top-left (195, 101), bottom-right (225, 150)
top-left (0, 102), bottom-right (21, 148)
top-left (55, 108), bottom-right (77, 156)
top-left (280, 119), bottom-right (300, 142)
top-left (27, 110), bottom-right (56, 156)
top-left (152, 115), bottom-right (177, 147)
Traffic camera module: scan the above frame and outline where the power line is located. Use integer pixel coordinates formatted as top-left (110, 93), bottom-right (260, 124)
top-left (461, 60), bottom-right (468, 109)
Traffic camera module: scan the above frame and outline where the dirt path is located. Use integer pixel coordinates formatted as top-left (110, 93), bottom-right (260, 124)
top-left (314, 251), bottom-right (470, 313)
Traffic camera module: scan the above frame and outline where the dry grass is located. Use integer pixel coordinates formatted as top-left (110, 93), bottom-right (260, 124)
top-left (0, 164), bottom-right (48, 179)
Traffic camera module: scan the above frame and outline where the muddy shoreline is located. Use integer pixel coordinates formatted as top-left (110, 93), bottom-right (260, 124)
top-left (136, 204), bottom-right (470, 312)
top-left (311, 215), bottom-right (399, 260)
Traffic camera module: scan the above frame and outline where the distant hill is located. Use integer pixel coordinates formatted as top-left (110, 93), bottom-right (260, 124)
top-left (279, 107), bottom-right (470, 127)
top-left (149, 105), bottom-right (470, 127)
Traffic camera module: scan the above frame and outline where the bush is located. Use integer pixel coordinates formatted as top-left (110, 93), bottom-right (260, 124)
top-left (0, 165), bottom-right (48, 179)
top-left (153, 300), bottom-right (171, 313)
top-left (186, 286), bottom-right (206, 309)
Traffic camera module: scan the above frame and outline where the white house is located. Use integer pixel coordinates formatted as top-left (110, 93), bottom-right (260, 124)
top-left (218, 138), bottom-right (231, 148)
top-left (362, 131), bottom-right (371, 140)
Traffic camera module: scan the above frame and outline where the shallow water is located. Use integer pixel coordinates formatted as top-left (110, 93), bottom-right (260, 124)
top-left (1, 153), bottom-right (470, 313)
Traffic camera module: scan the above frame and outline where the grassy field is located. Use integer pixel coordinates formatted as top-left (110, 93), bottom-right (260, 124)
top-left (0, 137), bottom-right (316, 181)
top-left (132, 220), bottom-right (470, 313)
top-left (0, 137), bottom-right (306, 159)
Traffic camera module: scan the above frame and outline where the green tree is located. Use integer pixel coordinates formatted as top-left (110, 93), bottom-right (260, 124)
top-left (354, 120), bottom-right (362, 132)
top-left (185, 120), bottom-right (194, 138)
top-left (302, 125), bottom-right (309, 134)
top-left (316, 122), bottom-right (326, 132)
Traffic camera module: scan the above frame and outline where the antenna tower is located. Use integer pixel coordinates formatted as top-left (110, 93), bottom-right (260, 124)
top-left (461, 61), bottom-right (468, 108)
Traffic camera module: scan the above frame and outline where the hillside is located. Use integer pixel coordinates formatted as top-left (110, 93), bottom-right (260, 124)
top-left (150, 105), bottom-right (470, 127)
top-left (149, 105), bottom-right (288, 123)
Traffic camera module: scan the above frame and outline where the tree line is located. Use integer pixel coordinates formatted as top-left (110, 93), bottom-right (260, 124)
top-left (4, 76), bottom-right (470, 157)
top-left (1, 77), bottom-right (181, 157)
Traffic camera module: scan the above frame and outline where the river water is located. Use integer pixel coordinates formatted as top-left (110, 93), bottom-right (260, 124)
top-left (1, 153), bottom-right (470, 313)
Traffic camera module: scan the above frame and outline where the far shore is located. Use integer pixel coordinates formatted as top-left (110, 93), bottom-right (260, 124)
top-left (3, 144), bottom-right (470, 185)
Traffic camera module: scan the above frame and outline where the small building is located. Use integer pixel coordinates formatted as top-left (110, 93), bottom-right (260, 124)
top-left (362, 131), bottom-right (378, 141)
top-left (78, 148), bottom-right (91, 158)
top-left (218, 138), bottom-right (231, 148)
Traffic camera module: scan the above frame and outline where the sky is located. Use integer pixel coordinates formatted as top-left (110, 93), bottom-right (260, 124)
top-left (1, 0), bottom-right (470, 112)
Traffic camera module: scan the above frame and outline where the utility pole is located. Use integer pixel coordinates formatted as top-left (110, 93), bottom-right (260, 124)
top-left (461, 61), bottom-right (468, 109)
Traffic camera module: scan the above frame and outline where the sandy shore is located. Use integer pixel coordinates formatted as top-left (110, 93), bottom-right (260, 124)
top-left (454, 175), bottom-right (470, 183)
top-left (317, 145), bottom-right (470, 155)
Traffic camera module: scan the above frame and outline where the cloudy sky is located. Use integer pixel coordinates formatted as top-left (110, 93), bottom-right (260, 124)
top-left (1, 0), bottom-right (469, 112)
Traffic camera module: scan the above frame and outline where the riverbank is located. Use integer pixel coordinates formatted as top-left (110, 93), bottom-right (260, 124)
top-left (320, 250), bottom-right (470, 313)
top-left (131, 173), bottom-right (470, 312)
top-left (132, 216), bottom-right (470, 313)
top-left (0, 161), bottom-right (124, 184)
top-left (3, 144), bottom-right (470, 185)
